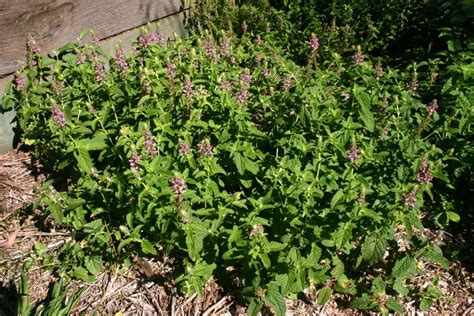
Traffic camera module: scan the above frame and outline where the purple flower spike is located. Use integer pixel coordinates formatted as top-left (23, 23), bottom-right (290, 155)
top-left (281, 75), bottom-right (294, 92)
top-left (128, 152), bottom-right (142, 170)
top-left (182, 79), bottom-right (195, 99)
top-left (114, 46), bottom-right (128, 71)
top-left (51, 107), bottom-right (66, 128)
top-left (171, 175), bottom-right (186, 201)
top-left (219, 80), bottom-right (233, 91)
top-left (204, 38), bottom-right (220, 61)
top-left (166, 62), bottom-right (177, 80)
top-left (416, 159), bottom-right (433, 185)
top-left (144, 131), bottom-right (158, 156)
top-left (197, 140), bottom-right (214, 157)
top-left (427, 100), bottom-right (439, 116)
top-left (346, 144), bottom-right (361, 162)
top-left (352, 52), bottom-right (365, 64)
top-left (403, 190), bottom-right (417, 208)
top-left (14, 74), bottom-right (26, 91)
top-left (309, 35), bottom-right (320, 53)
top-left (249, 224), bottom-right (264, 238)
top-left (236, 88), bottom-right (249, 104)
top-left (240, 69), bottom-right (252, 87)
top-left (241, 22), bottom-right (248, 32)
top-left (139, 31), bottom-right (164, 48)
top-left (408, 79), bottom-right (419, 93)
top-left (94, 62), bottom-right (106, 82)
top-left (178, 141), bottom-right (192, 156)
top-left (26, 34), bottom-right (41, 54)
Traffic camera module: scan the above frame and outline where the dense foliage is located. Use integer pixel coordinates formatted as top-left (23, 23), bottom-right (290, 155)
top-left (1, 1), bottom-right (472, 314)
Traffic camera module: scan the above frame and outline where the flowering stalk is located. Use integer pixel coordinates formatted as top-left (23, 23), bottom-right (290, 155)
top-left (51, 107), bottom-right (67, 128)
top-left (197, 140), bottom-right (214, 157)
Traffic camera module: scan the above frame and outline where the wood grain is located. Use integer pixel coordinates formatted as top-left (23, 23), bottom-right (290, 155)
top-left (0, 0), bottom-right (183, 76)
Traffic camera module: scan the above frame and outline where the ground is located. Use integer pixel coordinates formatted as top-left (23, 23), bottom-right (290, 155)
top-left (0, 149), bottom-right (473, 315)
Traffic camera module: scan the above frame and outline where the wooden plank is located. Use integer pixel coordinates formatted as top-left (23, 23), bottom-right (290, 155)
top-left (0, 0), bottom-right (183, 76)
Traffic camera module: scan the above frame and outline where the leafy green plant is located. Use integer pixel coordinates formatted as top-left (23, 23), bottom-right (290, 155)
top-left (1, 19), bottom-right (471, 314)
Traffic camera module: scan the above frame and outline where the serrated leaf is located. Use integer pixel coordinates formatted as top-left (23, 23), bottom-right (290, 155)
top-left (75, 148), bottom-right (94, 174)
top-left (85, 256), bottom-right (101, 275)
top-left (76, 133), bottom-right (107, 151)
top-left (247, 298), bottom-right (263, 316)
top-left (44, 197), bottom-right (63, 224)
top-left (393, 277), bottom-right (409, 296)
top-left (355, 90), bottom-right (374, 132)
top-left (441, 77), bottom-right (452, 94)
top-left (351, 294), bottom-right (374, 310)
top-left (264, 241), bottom-right (286, 253)
top-left (361, 235), bottom-right (387, 264)
top-left (264, 287), bottom-right (286, 316)
top-left (233, 152), bottom-right (245, 175)
top-left (330, 190), bottom-right (344, 209)
top-left (386, 298), bottom-right (404, 314)
top-left (392, 256), bottom-right (417, 279)
top-left (317, 287), bottom-right (332, 305)
top-left (71, 267), bottom-right (95, 283)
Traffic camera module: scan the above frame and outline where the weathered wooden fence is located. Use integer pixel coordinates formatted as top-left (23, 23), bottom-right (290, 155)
top-left (0, 0), bottom-right (184, 76)
top-left (0, 0), bottom-right (186, 154)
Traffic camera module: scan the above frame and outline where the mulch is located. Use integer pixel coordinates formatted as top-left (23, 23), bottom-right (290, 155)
top-left (0, 149), bottom-right (472, 315)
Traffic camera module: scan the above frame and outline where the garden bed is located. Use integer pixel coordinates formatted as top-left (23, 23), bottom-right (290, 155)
top-left (0, 148), bottom-right (472, 314)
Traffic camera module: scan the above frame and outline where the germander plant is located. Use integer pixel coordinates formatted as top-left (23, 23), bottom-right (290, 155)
top-left (2, 24), bottom-right (471, 314)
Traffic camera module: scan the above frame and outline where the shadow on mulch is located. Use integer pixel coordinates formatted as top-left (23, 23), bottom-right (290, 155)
top-left (0, 280), bottom-right (19, 316)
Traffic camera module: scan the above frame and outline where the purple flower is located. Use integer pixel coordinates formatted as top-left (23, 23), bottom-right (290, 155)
top-left (76, 53), bottom-right (86, 65)
top-left (256, 35), bottom-right (264, 46)
top-left (197, 140), bottom-right (214, 157)
top-left (375, 64), bottom-right (384, 78)
top-left (166, 62), bottom-right (177, 80)
top-left (241, 22), bottom-right (248, 32)
top-left (178, 141), bottom-right (192, 156)
top-left (352, 52), bottom-right (365, 64)
top-left (403, 190), bottom-right (417, 208)
top-left (426, 100), bottom-right (439, 116)
top-left (26, 34), bottom-right (41, 54)
top-left (240, 69), bottom-right (252, 87)
top-left (51, 107), bottom-right (66, 127)
top-left (262, 67), bottom-right (270, 78)
top-left (204, 38), bottom-right (220, 61)
top-left (346, 144), bottom-right (361, 162)
top-left (171, 175), bottom-right (186, 200)
top-left (416, 159), bottom-right (433, 185)
top-left (236, 88), bottom-right (249, 104)
top-left (408, 79), bottom-right (419, 93)
top-left (144, 131), bottom-right (158, 156)
top-left (309, 35), bottom-right (320, 53)
top-left (139, 31), bottom-right (164, 48)
top-left (219, 80), bottom-right (233, 91)
top-left (182, 79), bottom-right (195, 99)
top-left (249, 224), bottom-right (264, 238)
top-left (255, 54), bottom-right (262, 63)
top-left (94, 62), bottom-right (106, 82)
top-left (14, 74), bottom-right (26, 91)
top-left (281, 75), bottom-right (294, 92)
top-left (220, 38), bottom-right (231, 55)
top-left (114, 46), bottom-right (128, 71)
top-left (138, 72), bottom-right (150, 92)
top-left (128, 152), bottom-right (142, 170)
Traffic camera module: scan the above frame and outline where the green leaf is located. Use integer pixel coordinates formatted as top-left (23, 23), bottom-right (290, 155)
top-left (259, 253), bottom-right (271, 269)
top-left (355, 90), bottom-right (374, 132)
top-left (386, 298), bottom-right (404, 314)
top-left (75, 148), bottom-right (94, 174)
top-left (441, 77), bottom-right (452, 94)
top-left (446, 211), bottom-right (460, 222)
top-left (233, 152), bottom-right (245, 175)
top-left (85, 256), bottom-right (101, 275)
top-left (351, 294), bottom-right (374, 310)
top-left (75, 133), bottom-right (107, 151)
top-left (393, 277), bottom-right (409, 296)
top-left (141, 239), bottom-right (157, 255)
top-left (392, 256), bottom-right (417, 279)
top-left (263, 241), bottom-right (286, 253)
top-left (361, 235), bottom-right (387, 264)
top-left (247, 298), bottom-right (263, 316)
top-left (317, 287), bottom-right (332, 305)
top-left (420, 298), bottom-right (432, 311)
top-left (71, 267), bottom-right (95, 283)
top-left (330, 190), bottom-right (344, 209)
top-left (371, 277), bottom-right (385, 295)
top-left (44, 197), bottom-right (63, 224)
top-left (264, 287), bottom-right (286, 316)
